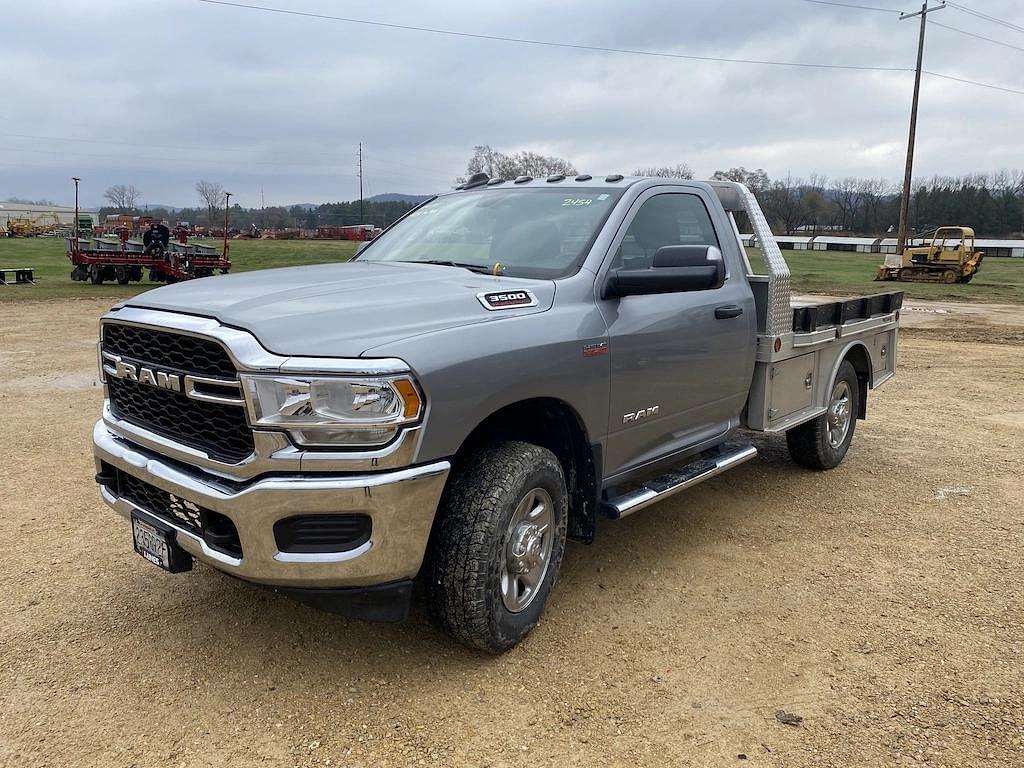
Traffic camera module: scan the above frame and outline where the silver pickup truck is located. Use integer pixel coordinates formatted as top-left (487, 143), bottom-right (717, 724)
top-left (93, 176), bottom-right (902, 651)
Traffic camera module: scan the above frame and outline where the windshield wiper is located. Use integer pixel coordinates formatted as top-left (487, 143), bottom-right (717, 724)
top-left (402, 259), bottom-right (496, 274)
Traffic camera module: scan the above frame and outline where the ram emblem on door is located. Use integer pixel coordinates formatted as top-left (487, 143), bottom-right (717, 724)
top-left (622, 405), bottom-right (660, 424)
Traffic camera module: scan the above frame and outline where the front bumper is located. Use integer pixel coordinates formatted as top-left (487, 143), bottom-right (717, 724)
top-left (93, 420), bottom-right (450, 589)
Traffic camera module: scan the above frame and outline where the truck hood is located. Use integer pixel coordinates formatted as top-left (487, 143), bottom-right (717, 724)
top-left (125, 261), bottom-right (555, 358)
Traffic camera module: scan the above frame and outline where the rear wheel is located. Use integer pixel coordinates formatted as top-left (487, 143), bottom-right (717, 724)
top-left (89, 265), bottom-right (104, 285)
top-left (426, 441), bottom-right (568, 653)
top-left (115, 266), bottom-right (130, 285)
top-left (786, 360), bottom-right (859, 470)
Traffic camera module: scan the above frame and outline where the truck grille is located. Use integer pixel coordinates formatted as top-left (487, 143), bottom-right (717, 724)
top-left (102, 323), bottom-right (255, 463)
top-left (103, 323), bottom-right (237, 378)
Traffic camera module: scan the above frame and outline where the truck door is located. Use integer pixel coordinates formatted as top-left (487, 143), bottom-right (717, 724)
top-left (598, 189), bottom-right (756, 480)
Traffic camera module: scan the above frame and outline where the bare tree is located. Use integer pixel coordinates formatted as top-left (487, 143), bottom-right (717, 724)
top-left (833, 177), bottom-right (862, 232)
top-left (195, 180), bottom-right (226, 225)
top-left (761, 175), bottom-right (806, 234)
top-left (104, 184), bottom-right (141, 210)
top-left (800, 189), bottom-right (835, 235)
top-left (458, 145), bottom-right (576, 184)
top-left (633, 164), bottom-right (693, 179)
top-left (856, 178), bottom-right (892, 234)
top-left (711, 167), bottom-right (771, 194)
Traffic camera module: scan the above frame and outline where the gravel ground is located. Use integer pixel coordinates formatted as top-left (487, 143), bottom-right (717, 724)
top-left (1, 297), bottom-right (1022, 767)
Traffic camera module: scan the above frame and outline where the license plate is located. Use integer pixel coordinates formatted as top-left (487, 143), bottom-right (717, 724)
top-left (131, 512), bottom-right (192, 573)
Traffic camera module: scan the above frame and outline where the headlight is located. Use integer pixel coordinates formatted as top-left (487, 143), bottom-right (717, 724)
top-left (241, 375), bottom-right (422, 448)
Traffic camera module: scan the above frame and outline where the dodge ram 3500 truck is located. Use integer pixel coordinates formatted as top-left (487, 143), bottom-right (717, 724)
top-left (93, 176), bottom-right (902, 651)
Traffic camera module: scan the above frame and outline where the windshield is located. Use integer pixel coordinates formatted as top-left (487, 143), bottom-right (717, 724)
top-left (356, 187), bottom-right (624, 278)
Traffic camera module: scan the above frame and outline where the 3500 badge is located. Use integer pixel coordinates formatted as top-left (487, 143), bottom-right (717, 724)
top-left (477, 290), bottom-right (539, 310)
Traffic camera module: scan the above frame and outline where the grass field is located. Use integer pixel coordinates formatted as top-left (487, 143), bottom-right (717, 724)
top-left (745, 247), bottom-right (1024, 304)
top-left (0, 238), bottom-right (361, 301)
top-left (1, 236), bottom-right (1022, 303)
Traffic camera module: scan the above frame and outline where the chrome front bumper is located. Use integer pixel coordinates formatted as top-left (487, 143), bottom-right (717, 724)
top-left (93, 421), bottom-right (450, 588)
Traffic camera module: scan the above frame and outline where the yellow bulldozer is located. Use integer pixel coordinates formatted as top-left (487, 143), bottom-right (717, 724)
top-left (875, 226), bottom-right (984, 284)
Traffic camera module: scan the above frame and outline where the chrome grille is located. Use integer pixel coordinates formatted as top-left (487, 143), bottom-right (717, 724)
top-left (102, 322), bottom-right (255, 463)
top-left (103, 323), bottom-right (236, 377)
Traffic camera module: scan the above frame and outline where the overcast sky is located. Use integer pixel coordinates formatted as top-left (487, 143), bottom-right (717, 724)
top-left (3, 0), bottom-right (1022, 208)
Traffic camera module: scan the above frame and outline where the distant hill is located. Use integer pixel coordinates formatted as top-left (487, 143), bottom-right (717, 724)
top-left (141, 203), bottom-right (183, 213)
top-left (367, 193), bottom-right (432, 204)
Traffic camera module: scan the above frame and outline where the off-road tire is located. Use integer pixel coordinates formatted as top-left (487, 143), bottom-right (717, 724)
top-left (425, 441), bottom-right (568, 653)
top-left (786, 360), bottom-right (859, 470)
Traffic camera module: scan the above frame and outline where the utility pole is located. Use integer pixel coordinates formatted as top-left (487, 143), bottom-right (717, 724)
top-left (222, 191), bottom-right (232, 262)
top-left (72, 176), bottom-right (81, 257)
top-left (896, 1), bottom-right (945, 255)
top-left (358, 142), bottom-right (364, 223)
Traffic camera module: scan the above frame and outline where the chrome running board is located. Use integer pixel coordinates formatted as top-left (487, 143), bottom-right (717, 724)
top-left (604, 444), bottom-right (758, 519)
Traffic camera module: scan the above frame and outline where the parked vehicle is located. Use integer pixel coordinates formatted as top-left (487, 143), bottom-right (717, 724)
top-left (92, 176), bottom-right (902, 651)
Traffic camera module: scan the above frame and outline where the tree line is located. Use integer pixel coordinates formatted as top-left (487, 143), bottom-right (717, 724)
top-left (94, 152), bottom-right (1024, 238)
top-left (458, 148), bottom-right (1024, 237)
top-left (98, 195), bottom-right (418, 233)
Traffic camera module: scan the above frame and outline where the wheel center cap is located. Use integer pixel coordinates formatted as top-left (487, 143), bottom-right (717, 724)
top-left (508, 523), bottom-right (543, 573)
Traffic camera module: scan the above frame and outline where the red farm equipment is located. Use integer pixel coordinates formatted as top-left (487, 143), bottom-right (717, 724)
top-left (68, 234), bottom-right (231, 285)
top-left (67, 178), bottom-right (232, 285)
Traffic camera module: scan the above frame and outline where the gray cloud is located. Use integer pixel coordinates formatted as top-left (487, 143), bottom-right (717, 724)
top-left (2, 0), bottom-right (1022, 208)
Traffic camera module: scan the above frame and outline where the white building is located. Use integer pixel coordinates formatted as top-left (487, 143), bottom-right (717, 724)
top-left (976, 239), bottom-right (1024, 258)
top-left (811, 236), bottom-right (882, 253)
top-left (775, 235), bottom-right (814, 250)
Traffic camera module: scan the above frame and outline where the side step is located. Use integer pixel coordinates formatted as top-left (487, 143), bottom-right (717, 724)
top-left (603, 444), bottom-right (758, 520)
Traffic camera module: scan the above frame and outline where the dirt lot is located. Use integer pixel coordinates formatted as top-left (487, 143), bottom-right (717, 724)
top-left (1, 297), bottom-right (1022, 767)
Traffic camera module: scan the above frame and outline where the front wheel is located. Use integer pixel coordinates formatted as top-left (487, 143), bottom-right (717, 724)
top-left (426, 441), bottom-right (568, 653)
top-left (786, 360), bottom-right (859, 470)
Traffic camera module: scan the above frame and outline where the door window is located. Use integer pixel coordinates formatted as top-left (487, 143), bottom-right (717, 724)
top-left (613, 193), bottom-right (720, 270)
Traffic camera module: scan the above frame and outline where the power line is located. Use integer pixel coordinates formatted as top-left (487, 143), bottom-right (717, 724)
top-left (946, 1), bottom-right (1024, 35)
top-left (923, 69), bottom-right (1024, 95)
top-left (198, 0), bottom-right (910, 72)
top-left (929, 18), bottom-right (1024, 53)
top-left (800, 0), bottom-right (903, 13)
top-left (202, 0), bottom-right (1024, 98)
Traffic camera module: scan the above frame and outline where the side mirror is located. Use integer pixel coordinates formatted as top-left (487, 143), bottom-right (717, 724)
top-left (603, 245), bottom-right (725, 299)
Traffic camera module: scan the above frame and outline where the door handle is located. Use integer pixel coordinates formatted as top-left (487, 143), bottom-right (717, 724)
top-left (715, 305), bottom-right (743, 319)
